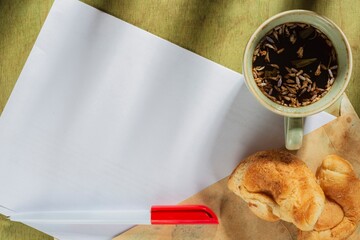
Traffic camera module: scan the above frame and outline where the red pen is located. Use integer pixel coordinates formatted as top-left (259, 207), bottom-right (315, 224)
top-left (9, 205), bottom-right (219, 225)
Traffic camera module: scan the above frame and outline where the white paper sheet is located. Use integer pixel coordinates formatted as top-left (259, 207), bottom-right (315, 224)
top-left (0, 0), bottom-right (335, 239)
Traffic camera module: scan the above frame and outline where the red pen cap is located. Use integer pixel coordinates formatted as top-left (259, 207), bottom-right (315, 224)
top-left (150, 205), bottom-right (218, 225)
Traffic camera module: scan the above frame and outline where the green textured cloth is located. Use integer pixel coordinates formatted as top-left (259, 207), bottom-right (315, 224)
top-left (0, 215), bottom-right (52, 240)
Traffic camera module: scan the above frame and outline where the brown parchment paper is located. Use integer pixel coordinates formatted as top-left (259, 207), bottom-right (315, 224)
top-left (115, 98), bottom-right (360, 240)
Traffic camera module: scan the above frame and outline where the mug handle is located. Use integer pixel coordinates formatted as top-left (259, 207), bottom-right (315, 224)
top-left (284, 117), bottom-right (304, 150)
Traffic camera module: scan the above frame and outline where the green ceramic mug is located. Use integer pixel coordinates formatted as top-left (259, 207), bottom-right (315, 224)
top-left (243, 10), bottom-right (352, 150)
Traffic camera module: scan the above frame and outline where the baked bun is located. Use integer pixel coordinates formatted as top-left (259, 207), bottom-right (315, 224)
top-left (298, 155), bottom-right (360, 240)
top-left (314, 199), bottom-right (344, 232)
top-left (228, 150), bottom-right (325, 231)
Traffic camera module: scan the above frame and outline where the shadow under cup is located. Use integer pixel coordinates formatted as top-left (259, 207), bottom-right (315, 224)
top-left (243, 10), bottom-right (352, 150)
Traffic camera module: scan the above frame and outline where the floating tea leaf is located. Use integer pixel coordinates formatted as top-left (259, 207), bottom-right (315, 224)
top-left (264, 69), bottom-right (279, 78)
top-left (299, 26), bottom-right (315, 39)
top-left (291, 58), bottom-right (317, 68)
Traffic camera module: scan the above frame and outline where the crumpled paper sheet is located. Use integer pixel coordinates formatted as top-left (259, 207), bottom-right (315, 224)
top-left (114, 97), bottom-right (360, 240)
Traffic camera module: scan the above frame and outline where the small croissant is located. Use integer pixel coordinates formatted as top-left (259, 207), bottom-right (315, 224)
top-left (298, 155), bottom-right (360, 240)
top-left (227, 150), bottom-right (325, 231)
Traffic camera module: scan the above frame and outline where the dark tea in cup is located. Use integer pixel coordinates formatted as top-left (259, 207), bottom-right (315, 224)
top-left (252, 22), bottom-right (338, 108)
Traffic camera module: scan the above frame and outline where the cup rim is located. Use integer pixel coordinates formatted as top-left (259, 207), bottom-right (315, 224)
top-left (243, 10), bottom-right (353, 117)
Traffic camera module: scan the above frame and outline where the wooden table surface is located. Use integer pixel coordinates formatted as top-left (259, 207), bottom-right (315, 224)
top-left (0, 0), bottom-right (359, 239)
